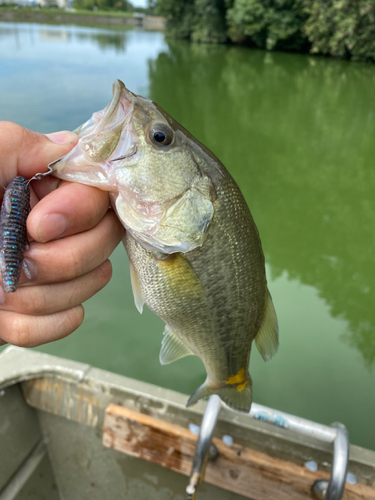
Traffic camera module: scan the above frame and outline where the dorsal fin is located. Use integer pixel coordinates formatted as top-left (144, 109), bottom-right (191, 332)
top-left (159, 325), bottom-right (194, 365)
top-left (255, 288), bottom-right (279, 362)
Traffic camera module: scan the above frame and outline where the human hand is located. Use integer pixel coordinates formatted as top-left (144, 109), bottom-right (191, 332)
top-left (0, 122), bottom-right (124, 347)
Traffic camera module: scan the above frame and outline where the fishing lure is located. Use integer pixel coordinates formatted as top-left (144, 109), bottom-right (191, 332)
top-left (0, 161), bottom-right (57, 293)
top-left (0, 176), bottom-right (31, 293)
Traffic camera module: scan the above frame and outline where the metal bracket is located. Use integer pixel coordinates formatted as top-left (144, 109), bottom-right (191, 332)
top-left (186, 395), bottom-right (222, 500)
top-left (311, 423), bottom-right (349, 500)
top-left (250, 404), bottom-right (350, 500)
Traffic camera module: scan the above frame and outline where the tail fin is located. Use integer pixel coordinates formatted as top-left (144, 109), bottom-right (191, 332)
top-left (186, 379), bottom-right (252, 413)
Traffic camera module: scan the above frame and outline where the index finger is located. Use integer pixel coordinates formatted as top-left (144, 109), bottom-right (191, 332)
top-left (0, 122), bottom-right (78, 187)
top-left (27, 181), bottom-right (112, 243)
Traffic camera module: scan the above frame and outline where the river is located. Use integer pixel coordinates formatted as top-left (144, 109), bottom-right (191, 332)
top-left (0, 22), bottom-right (374, 451)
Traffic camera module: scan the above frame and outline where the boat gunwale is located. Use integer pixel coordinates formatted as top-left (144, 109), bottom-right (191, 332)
top-left (1, 345), bottom-right (374, 488)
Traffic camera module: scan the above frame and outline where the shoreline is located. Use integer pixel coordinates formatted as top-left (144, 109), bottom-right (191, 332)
top-left (0, 8), bottom-right (165, 30)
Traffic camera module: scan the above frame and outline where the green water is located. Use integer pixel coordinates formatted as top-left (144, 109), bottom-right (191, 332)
top-left (1, 23), bottom-right (374, 451)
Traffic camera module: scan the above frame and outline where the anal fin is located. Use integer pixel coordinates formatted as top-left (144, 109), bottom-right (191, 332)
top-left (159, 325), bottom-right (194, 365)
top-left (255, 288), bottom-right (279, 362)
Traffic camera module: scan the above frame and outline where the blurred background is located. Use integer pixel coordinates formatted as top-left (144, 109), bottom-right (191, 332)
top-left (0, 0), bottom-right (374, 452)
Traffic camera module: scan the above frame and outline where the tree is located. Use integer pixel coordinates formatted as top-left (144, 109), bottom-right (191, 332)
top-left (156, 0), bottom-right (196, 39)
top-left (156, 0), bottom-right (227, 42)
top-left (303, 0), bottom-right (375, 61)
top-left (192, 0), bottom-right (228, 43)
top-left (73, 0), bottom-right (131, 11)
top-left (226, 0), bottom-right (309, 51)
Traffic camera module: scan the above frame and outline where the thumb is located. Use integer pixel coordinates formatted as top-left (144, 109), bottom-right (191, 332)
top-left (0, 122), bottom-right (78, 186)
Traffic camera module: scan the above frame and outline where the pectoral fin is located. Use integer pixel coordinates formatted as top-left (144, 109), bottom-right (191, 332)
top-left (159, 325), bottom-right (194, 365)
top-left (255, 289), bottom-right (279, 362)
top-left (129, 260), bottom-right (144, 314)
top-left (158, 253), bottom-right (205, 300)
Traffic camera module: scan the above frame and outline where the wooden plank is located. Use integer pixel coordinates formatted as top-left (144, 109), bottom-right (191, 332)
top-left (103, 404), bottom-right (375, 500)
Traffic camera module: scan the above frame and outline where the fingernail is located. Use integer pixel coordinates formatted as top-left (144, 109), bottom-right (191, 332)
top-left (23, 258), bottom-right (37, 281)
top-left (38, 213), bottom-right (67, 242)
top-left (44, 176), bottom-right (61, 192)
top-left (46, 131), bottom-right (78, 145)
top-left (0, 286), bottom-right (5, 305)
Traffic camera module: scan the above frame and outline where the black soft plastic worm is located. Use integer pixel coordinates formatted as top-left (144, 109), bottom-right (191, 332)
top-left (0, 176), bottom-right (31, 293)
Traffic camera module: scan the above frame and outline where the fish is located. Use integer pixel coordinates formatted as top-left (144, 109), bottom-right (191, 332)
top-left (0, 176), bottom-right (31, 293)
top-left (52, 80), bottom-right (279, 412)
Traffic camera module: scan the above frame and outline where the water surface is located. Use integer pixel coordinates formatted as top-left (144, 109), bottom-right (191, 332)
top-left (1, 23), bottom-right (374, 451)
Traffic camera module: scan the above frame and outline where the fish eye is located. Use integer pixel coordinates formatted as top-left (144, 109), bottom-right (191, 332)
top-left (149, 124), bottom-right (174, 147)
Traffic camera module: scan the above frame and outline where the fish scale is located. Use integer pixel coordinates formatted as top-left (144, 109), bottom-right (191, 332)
top-left (0, 176), bottom-right (30, 293)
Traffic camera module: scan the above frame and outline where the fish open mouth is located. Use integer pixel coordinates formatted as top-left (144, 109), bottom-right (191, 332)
top-left (111, 144), bottom-right (138, 162)
top-left (51, 80), bottom-right (137, 191)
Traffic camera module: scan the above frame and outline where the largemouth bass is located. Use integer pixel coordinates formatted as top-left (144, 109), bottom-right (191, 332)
top-left (53, 80), bottom-right (278, 412)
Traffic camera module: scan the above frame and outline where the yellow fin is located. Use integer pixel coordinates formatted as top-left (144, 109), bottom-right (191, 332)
top-left (158, 254), bottom-right (205, 300)
top-left (225, 368), bottom-right (247, 385)
top-left (255, 288), bottom-right (279, 362)
top-left (159, 325), bottom-right (194, 365)
top-left (237, 380), bottom-right (249, 392)
top-left (129, 260), bottom-right (144, 314)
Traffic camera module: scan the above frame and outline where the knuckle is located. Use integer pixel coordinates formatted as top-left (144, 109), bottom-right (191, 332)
top-left (0, 122), bottom-right (22, 156)
top-left (70, 247), bottom-right (84, 278)
top-left (97, 260), bottom-right (113, 283)
top-left (20, 128), bottom-right (40, 160)
top-left (59, 246), bottom-right (83, 280)
top-left (1, 121), bottom-right (22, 135)
top-left (31, 290), bottom-right (48, 316)
top-left (75, 306), bottom-right (85, 327)
top-left (16, 287), bottom-right (48, 316)
top-left (97, 212), bottom-right (124, 251)
top-left (67, 306), bottom-right (84, 332)
top-left (7, 314), bottom-right (33, 347)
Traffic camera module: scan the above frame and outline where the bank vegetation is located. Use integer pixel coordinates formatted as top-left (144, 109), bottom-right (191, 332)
top-left (156, 0), bottom-right (375, 62)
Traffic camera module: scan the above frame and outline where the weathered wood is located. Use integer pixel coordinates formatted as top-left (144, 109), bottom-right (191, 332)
top-left (103, 404), bottom-right (375, 500)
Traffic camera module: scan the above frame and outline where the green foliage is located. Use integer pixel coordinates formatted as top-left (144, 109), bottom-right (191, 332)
top-left (156, 0), bottom-right (195, 39)
top-left (73, 0), bottom-right (131, 12)
top-left (157, 0), bottom-right (375, 61)
top-left (226, 0), bottom-right (309, 51)
top-left (192, 0), bottom-right (227, 43)
top-left (303, 0), bottom-right (375, 62)
top-left (156, 0), bottom-right (227, 42)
